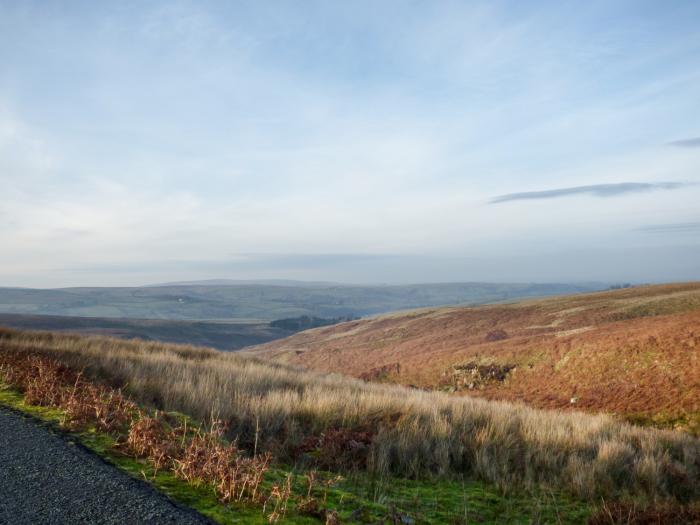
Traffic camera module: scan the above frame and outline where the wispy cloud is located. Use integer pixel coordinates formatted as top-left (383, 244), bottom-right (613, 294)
top-left (2, 2), bottom-right (700, 285)
top-left (635, 222), bottom-right (700, 233)
top-left (490, 182), bottom-right (689, 204)
top-left (668, 137), bottom-right (700, 148)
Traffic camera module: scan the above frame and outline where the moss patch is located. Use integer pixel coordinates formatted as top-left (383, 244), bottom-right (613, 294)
top-left (624, 411), bottom-right (700, 437)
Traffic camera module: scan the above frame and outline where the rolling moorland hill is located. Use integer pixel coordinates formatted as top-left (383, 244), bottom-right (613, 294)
top-left (0, 281), bottom-right (603, 321)
top-left (248, 282), bottom-right (700, 434)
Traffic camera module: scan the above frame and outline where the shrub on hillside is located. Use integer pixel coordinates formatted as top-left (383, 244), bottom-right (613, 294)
top-left (484, 329), bottom-right (509, 342)
top-left (296, 428), bottom-right (374, 471)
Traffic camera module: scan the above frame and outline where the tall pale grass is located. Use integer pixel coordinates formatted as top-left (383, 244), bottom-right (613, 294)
top-left (1, 328), bottom-right (698, 502)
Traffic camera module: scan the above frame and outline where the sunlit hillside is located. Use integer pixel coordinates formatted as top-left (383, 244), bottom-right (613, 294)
top-left (249, 283), bottom-right (700, 435)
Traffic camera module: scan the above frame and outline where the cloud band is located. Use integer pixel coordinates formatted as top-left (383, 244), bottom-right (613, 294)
top-left (490, 182), bottom-right (689, 204)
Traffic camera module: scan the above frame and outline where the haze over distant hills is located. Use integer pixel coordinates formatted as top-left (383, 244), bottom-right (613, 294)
top-left (146, 279), bottom-right (346, 288)
top-left (0, 281), bottom-right (606, 321)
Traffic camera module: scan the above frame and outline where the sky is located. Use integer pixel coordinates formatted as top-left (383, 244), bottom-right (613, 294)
top-left (1, 0), bottom-right (699, 287)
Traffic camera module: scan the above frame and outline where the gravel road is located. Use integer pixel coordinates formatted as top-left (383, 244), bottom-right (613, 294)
top-left (0, 407), bottom-right (215, 525)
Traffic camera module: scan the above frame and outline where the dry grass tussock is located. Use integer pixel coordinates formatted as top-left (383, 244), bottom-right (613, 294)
top-left (1, 328), bottom-right (699, 504)
top-left (0, 348), bottom-right (301, 522)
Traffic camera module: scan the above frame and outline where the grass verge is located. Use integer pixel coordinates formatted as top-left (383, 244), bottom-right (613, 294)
top-left (0, 381), bottom-right (592, 524)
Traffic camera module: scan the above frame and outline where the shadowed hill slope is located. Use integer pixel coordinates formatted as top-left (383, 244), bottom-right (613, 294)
top-left (0, 313), bottom-right (292, 351)
top-left (248, 282), bottom-right (700, 434)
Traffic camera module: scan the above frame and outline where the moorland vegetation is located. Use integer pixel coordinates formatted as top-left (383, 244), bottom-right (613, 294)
top-left (1, 327), bottom-right (698, 510)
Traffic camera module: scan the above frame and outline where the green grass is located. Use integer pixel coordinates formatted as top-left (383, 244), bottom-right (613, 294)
top-left (320, 474), bottom-right (592, 524)
top-left (624, 411), bottom-right (700, 438)
top-left (0, 383), bottom-right (592, 524)
top-left (610, 294), bottom-right (700, 321)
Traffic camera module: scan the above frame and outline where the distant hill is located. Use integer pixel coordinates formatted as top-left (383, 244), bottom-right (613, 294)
top-left (0, 313), bottom-right (292, 351)
top-left (0, 282), bottom-right (604, 321)
top-left (146, 279), bottom-right (344, 288)
top-left (248, 282), bottom-right (700, 434)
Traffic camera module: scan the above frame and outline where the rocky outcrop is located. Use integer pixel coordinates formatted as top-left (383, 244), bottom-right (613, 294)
top-left (448, 362), bottom-right (516, 391)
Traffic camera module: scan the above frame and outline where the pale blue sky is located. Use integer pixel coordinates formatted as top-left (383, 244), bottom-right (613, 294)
top-left (1, 1), bottom-right (699, 286)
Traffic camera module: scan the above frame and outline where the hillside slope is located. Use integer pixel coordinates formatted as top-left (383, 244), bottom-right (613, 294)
top-left (249, 282), bottom-right (700, 433)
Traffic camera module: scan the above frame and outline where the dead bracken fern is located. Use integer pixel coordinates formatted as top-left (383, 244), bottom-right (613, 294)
top-left (264, 473), bottom-right (293, 523)
top-left (295, 471), bottom-right (343, 524)
top-left (297, 428), bottom-right (374, 471)
top-left (172, 421), bottom-right (273, 505)
top-left (0, 348), bottom-right (293, 522)
top-left (0, 352), bottom-right (138, 432)
top-left (587, 500), bottom-right (700, 524)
